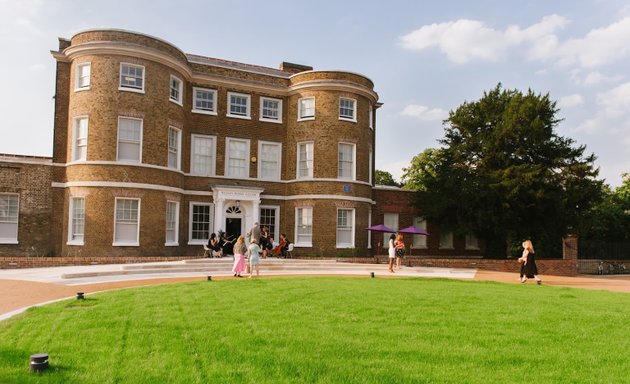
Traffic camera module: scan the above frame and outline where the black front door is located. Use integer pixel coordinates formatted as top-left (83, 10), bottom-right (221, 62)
top-left (225, 218), bottom-right (241, 240)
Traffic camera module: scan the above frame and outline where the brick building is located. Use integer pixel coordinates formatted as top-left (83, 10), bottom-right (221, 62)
top-left (0, 29), bottom-right (483, 258)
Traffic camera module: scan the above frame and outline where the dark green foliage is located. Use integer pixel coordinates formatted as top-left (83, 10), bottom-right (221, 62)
top-left (374, 169), bottom-right (400, 187)
top-left (402, 84), bottom-right (603, 257)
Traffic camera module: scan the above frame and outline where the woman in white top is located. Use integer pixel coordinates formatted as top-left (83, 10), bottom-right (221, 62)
top-left (387, 233), bottom-right (396, 273)
top-left (248, 239), bottom-right (262, 278)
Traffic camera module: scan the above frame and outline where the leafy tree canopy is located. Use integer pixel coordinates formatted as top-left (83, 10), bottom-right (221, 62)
top-left (375, 170), bottom-right (400, 187)
top-left (402, 84), bottom-right (604, 257)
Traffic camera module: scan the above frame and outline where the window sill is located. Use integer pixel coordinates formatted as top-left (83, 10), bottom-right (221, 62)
top-left (192, 109), bottom-right (218, 116)
top-left (297, 117), bottom-right (315, 122)
top-left (259, 118), bottom-right (283, 124)
top-left (165, 242), bottom-right (179, 247)
top-left (118, 87), bottom-right (145, 94)
top-left (339, 117), bottom-right (357, 123)
top-left (188, 240), bottom-right (208, 246)
top-left (294, 243), bottom-right (312, 248)
top-left (113, 242), bottom-right (140, 247)
top-left (74, 87), bottom-right (91, 92)
top-left (0, 239), bottom-right (18, 244)
top-left (226, 113), bottom-right (251, 120)
top-left (169, 98), bottom-right (183, 107)
top-left (336, 244), bottom-right (355, 249)
top-left (66, 240), bottom-right (84, 246)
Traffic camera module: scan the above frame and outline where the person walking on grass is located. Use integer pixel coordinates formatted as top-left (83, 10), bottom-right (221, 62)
top-left (248, 239), bottom-right (262, 278)
top-left (395, 233), bottom-right (405, 270)
top-left (518, 239), bottom-right (542, 284)
top-left (232, 235), bottom-right (247, 278)
top-left (387, 233), bottom-right (396, 273)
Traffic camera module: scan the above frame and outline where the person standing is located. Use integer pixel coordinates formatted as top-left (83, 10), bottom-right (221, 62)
top-left (250, 222), bottom-right (261, 245)
top-left (518, 239), bottom-right (542, 284)
top-left (395, 233), bottom-right (405, 270)
top-left (248, 239), bottom-right (262, 278)
top-left (232, 235), bottom-right (247, 277)
top-left (387, 233), bottom-right (396, 273)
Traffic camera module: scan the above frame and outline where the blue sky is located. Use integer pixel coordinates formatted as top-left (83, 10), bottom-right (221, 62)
top-left (1, 0), bottom-right (629, 186)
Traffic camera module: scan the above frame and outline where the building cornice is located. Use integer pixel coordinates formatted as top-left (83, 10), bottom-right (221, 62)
top-left (288, 80), bottom-right (378, 103)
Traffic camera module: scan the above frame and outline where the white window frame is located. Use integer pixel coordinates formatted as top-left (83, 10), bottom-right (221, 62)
top-left (339, 97), bottom-right (357, 122)
top-left (336, 208), bottom-right (355, 248)
top-left (116, 117), bottom-right (143, 163)
top-left (439, 232), bottom-right (454, 249)
top-left (297, 142), bottom-right (314, 179)
top-left (383, 213), bottom-right (399, 248)
top-left (227, 92), bottom-right (251, 119)
top-left (298, 97), bottom-right (315, 121)
top-left (465, 234), bottom-right (480, 250)
top-left (367, 209), bottom-right (372, 249)
top-left (411, 217), bottom-right (428, 249)
top-left (369, 147), bottom-right (373, 185)
top-left (169, 75), bottom-right (183, 106)
top-left (192, 87), bottom-right (218, 115)
top-left (119, 63), bottom-right (145, 93)
top-left (294, 207), bottom-right (313, 247)
top-left (188, 202), bottom-right (214, 245)
top-left (259, 205), bottom-right (280, 241)
top-left (259, 97), bottom-right (283, 123)
top-left (75, 62), bottom-right (91, 91)
top-left (225, 137), bottom-right (250, 178)
top-left (338, 142), bottom-right (356, 180)
top-left (113, 198), bottom-right (140, 246)
top-left (72, 116), bottom-right (88, 162)
top-left (0, 193), bottom-right (19, 244)
top-left (258, 141), bottom-right (282, 181)
top-left (165, 201), bottom-right (179, 246)
top-left (167, 126), bottom-right (181, 170)
top-left (190, 134), bottom-right (217, 176)
top-left (67, 197), bottom-right (85, 245)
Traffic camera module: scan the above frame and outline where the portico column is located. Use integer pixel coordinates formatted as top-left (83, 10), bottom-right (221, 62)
top-left (214, 198), bottom-right (225, 233)
top-left (252, 199), bottom-right (261, 224)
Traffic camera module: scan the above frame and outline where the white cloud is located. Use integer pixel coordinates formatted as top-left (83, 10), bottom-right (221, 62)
top-left (575, 82), bottom-right (630, 134)
top-left (558, 94), bottom-right (584, 108)
top-left (596, 82), bottom-right (630, 118)
top-left (401, 104), bottom-right (448, 121)
top-left (399, 15), bottom-right (568, 63)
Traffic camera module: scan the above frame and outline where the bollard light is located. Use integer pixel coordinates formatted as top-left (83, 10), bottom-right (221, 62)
top-left (76, 292), bottom-right (84, 300)
top-left (30, 353), bottom-right (49, 373)
top-left (370, 272), bottom-right (375, 278)
top-left (207, 275), bottom-right (212, 281)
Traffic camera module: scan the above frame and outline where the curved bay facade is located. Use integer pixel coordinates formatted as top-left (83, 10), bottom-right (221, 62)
top-left (50, 29), bottom-right (379, 257)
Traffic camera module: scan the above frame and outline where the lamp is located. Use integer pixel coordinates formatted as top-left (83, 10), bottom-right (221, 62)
top-left (236, 200), bottom-right (240, 208)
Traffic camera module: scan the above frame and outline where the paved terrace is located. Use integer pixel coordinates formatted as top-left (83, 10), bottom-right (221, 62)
top-left (2, 257), bottom-right (629, 321)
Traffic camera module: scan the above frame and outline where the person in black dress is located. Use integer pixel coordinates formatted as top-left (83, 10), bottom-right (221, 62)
top-left (518, 239), bottom-right (542, 284)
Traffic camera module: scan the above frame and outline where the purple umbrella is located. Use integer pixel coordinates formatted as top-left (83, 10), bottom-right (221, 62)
top-left (366, 224), bottom-right (396, 233)
top-left (398, 225), bottom-right (429, 235)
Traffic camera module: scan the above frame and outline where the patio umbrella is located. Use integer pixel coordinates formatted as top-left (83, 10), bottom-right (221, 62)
top-left (397, 225), bottom-right (429, 235)
top-left (365, 224), bottom-right (396, 233)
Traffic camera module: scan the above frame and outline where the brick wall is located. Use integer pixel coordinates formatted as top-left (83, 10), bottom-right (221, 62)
top-left (0, 255), bottom-right (199, 269)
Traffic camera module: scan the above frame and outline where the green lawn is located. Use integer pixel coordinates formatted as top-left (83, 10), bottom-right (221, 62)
top-left (1, 277), bottom-right (629, 383)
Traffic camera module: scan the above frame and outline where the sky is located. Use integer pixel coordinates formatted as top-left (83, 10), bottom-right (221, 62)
top-left (1, 0), bottom-right (629, 187)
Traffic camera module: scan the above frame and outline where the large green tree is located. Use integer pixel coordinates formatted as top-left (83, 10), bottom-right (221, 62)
top-left (581, 173), bottom-right (630, 241)
top-left (375, 170), bottom-right (400, 187)
top-left (402, 84), bottom-right (603, 258)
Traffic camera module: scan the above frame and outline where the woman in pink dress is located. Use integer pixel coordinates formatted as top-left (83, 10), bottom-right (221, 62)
top-left (232, 235), bottom-right (247, 277)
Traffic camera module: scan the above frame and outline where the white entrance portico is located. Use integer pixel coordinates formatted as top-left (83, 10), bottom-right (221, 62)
top-left (211, 185), bottom-right (264, 236)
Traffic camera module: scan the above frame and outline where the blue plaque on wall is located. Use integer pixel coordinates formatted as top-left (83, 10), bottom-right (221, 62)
top-left (343, 184), bottom-right (351, 193)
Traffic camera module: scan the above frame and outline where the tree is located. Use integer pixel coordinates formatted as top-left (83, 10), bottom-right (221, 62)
top-left (375, 170), bottom-right (400, 187)
top-left (402, 84), bottom-right (603, 258)
top-left (582, 173), bottom-right (630, 241)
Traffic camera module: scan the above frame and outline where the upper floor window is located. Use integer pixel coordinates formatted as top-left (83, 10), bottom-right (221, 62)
top-left (297, 142), bottom-right (314, 179)
top-left (227, 92), bottom-right (251, 119)
top-left (68, 197), bottom-right (85, 245)
top-left (260, 97), bottom-right (282, 123)
top-left (114, 198), bottom-right (140, 246)
top-left (0, 193), bottom-right (19, 244)
top-left (258, 141), bottom-right (282, 180)
top-left (226, 138), bottom-right (250, 178)
top-left (168, 126), bottom-right (181, 170)
top-left (117, 117), bottom-right (142, 163)
top-left (73, 117), bottom-right (88, 162)
top-left (339, 97), bottom-right (357, 122)
top-left (298, 97), bottom-right (315, 121)
top-left (190, 134), bottom-right (216, 176)
top-left (192, 87), bottom-right (217, 115)
top-left (169, 76), bottom-right (183, 105)
top-left (119, 63), bottom-right (145, 93)
top-left (338, 143), bottom-right (355, 180)
top-left (75, 63), bottom-right (91, 90)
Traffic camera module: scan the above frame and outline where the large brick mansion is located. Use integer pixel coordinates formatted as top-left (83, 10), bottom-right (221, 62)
top-left (0, 29), bottom-right (482, 259)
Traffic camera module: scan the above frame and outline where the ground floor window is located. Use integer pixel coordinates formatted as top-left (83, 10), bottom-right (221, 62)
top-left (412, 217), bottom-right (427, 249)
top-left (383, 212), bottom-right (398, 248)
top-left (189, 203), bottom-right (213, 244)
top-left (260, 206), bottom-right (279, 242)
top-left (68, 197), bottom-right (85, 245)
top-left (295, 207), bottom-right (313, 246)
top-left (336, 208), bottom-right (354, 248)
top-left (465, 234), bottom-right (479, 250)
top-left (114, 198), bottom-right (140, 246)
top-left (165, 201), bottom-right (179, 246)
top-left (439, 232), bottom-right (454, 249)
top-left (0, 193), bottom-right (19, 244)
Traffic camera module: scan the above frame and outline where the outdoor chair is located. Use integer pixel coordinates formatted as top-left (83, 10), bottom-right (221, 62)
top-left (286, 243), bottom-right (294, 259)
top-left (203, 244), bottom-right (211, 258)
